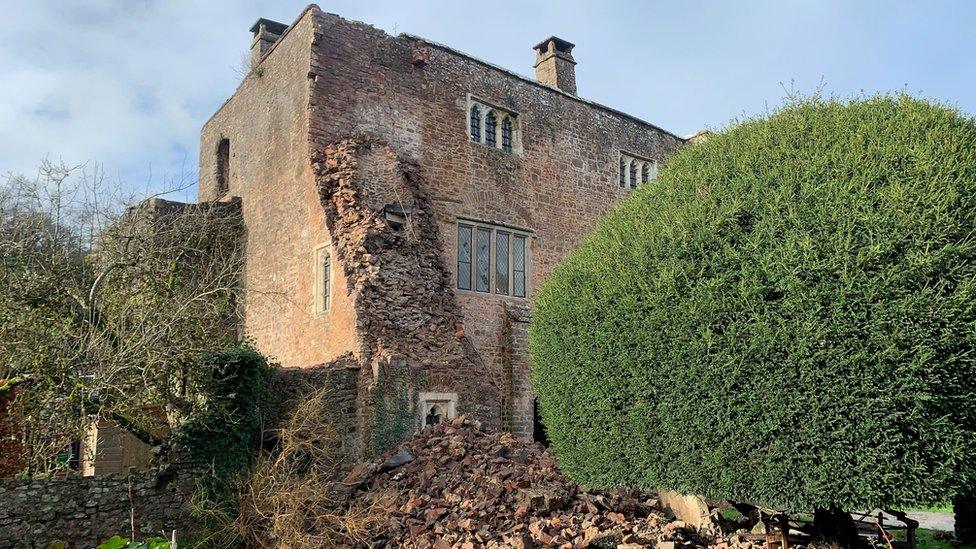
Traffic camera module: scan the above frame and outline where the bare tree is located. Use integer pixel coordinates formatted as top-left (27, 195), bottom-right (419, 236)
top-left (0, 159), bottom-right (244, 474)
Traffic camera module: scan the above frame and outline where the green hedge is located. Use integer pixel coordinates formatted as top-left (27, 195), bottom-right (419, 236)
top-left (530, 95), bottom-right (976, 512)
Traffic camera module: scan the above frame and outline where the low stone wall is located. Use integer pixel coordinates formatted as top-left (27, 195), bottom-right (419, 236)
top-left (0, 463), bottom-right (199, 549)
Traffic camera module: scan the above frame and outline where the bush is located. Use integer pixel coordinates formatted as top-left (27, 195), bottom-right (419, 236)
top-left (530, 95), bottom-right (976, 513)
top-left (177, 343), bottom-right (275, 511)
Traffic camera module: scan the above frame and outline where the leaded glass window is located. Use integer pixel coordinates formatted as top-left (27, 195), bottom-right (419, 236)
top-left (642, 162), bottom-right (650, 184)
top-left (495, 231), bottom-right (510, 295)
top-left (501, 117), bottom-right (513, 153)
top-left (484, 110), bottom-right (497, 148)
top-left (457, 225), bottom-right (472, 290)
top-left (513, 235), bottom-right (526, 298)
top-left (619, 156), bottom-right (626, 187)
top-left (470, 105), bottom-right (481, 142)
top-left (476, 227), bottom-right (491, 292)
top-left (456, 222), bottom-right (529, 298)
top-left (629, 160), bottom-right (638, 189)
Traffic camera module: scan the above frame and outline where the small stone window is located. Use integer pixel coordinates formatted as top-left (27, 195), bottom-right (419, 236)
top-left (419, 392), bottom-right (457, 428)
top-left (469, 105), bottom-right (481, 142)
top-left (457, 220), bottom-right (530, 298)
top-left (619, 152), bottom-right (657, 189)
top-left (501, 117), bottom-right (513, 152)
top-left (467, 97), bottom-right (520, 154)
top-left (314, 244), bottom-right (332, 315)
top-left (215, 138), bottom-right (230, 196)
top-left (484, 110), bottom-right (497, 148)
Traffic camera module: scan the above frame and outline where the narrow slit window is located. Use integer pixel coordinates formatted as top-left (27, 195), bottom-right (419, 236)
top-left (641, 162), bottom-right (650, 184)
top-left (469, 105), bottom-right (481, 142)
top-left (501, 117), bottom-right (513, 153)
top-left (216, 138), bottom-right (230, 195)
top-left (629, 161), bottom-right (638, 189)
top-left (476, 227), bottom-right (491, 292)
top-left (513, 235), bottom-right (526, 298)
top-left (619, 156), bottom-right (626, 187)
top-left (484, 110), bottom-right (497, 148)
top-left (457, 225), bottom-right (472, 290)
top-left (495, 231), bottom-right (510, 295)
top-left (315, 246), bottom-right (331, 315)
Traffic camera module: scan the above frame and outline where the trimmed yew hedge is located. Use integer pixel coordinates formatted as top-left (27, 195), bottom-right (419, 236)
top-left (530, 95), bottom-right (976, 512)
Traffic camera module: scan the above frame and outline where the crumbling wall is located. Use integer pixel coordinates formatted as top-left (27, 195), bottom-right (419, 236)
top-left (312, 137), bottom-right (500, 452)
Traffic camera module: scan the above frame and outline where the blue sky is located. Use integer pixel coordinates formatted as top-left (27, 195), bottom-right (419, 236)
top-left (3, 0), bottom-right (974, 200)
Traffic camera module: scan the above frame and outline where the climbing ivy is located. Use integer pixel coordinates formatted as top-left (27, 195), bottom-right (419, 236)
top-left (370, 360), bottom-right (420, 457)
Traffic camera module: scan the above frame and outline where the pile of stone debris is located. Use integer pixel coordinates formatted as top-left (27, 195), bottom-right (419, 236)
top-left (342, 416), bottom-right (752, 549)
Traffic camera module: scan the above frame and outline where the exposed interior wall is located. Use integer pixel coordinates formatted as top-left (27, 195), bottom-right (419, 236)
top-left (313, 138), bottom-right (500, 449)
top-left (198, 10), bottom-right (359, 368)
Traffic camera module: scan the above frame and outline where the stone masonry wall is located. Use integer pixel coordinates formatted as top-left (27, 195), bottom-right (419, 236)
top-left (199, 7), bottom-right (361, 369)
top-left (313, 138), bottom-right (500, 445)
top-left (198, 6), bottom-right (685, 439)
top-left (0, 464), bottom-right (199, 549)
top-left (305, 9), bottom-right (685, 436)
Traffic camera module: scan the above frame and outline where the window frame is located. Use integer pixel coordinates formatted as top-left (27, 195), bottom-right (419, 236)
top-left (456, 219), bottom-right (531, 299)
top-left (215, 138), bottom-right (230, 196)
top-left (313, 244), bottom-right (332, 316)
top-left (466, 95), bottom-right (522, 155)
top-left (618, 150), bottom-right (658, 190)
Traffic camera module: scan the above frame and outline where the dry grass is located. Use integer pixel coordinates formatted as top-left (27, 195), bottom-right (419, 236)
top-left (207, 387), bottom-right (392, 548)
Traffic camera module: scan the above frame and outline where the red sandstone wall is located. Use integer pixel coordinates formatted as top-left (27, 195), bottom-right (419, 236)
top-left (199, 7), bottom-right (684, 438)
top-left (198, 12), bottom-right (359, 368)
top-left (305, 10), bottom-right (685, 436)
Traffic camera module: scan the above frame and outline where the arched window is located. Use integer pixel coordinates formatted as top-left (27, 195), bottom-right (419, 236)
top-left (215, 138), bottom-right (230, 195)
top-left (629, 160), bottom-right (638, 189)
top-left (484, 110), bottom-right (497, 148)
top-left (641, 162), bottom-right (650, 184)
top-left (619, 156), bottom-right (626, 187)
top-left (469, 105), bottom-right (481, 142)
top-left (501, 117), bottom-right (513, 152)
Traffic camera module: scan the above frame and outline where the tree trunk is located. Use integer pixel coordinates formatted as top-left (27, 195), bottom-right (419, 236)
top-left (955, 488), bottom-right (976, 544)
top-left (813, 506), bottom-right (864, 548)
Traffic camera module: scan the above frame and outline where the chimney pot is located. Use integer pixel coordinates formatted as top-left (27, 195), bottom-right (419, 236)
top-left (533, 36), bottom-right (577, 95)
top-left (249, 18), bottom-right (289, 65)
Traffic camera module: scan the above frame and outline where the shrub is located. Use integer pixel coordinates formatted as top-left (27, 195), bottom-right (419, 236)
top-left (177, 343), bottom-right (275, 512)
top-left (530, 95), bottom-right (976, 515)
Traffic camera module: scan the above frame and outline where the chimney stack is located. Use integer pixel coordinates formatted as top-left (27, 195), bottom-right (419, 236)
top-left (533, 36), bottom-right (577, 95)
top-left (249, 18), bottom-right (289, 65)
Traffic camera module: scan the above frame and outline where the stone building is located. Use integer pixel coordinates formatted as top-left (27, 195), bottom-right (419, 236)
top-left (198, 5), bottom-right (685, 452)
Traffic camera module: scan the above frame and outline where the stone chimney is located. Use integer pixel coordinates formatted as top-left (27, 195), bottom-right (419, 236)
top-left (533, 36), bottom-right (577, 95)
top-left (249, 18), bottom-right (289, 65)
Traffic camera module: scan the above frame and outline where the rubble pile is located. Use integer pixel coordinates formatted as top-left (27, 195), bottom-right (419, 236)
top-left (343, 417), bottom-right (744, 548)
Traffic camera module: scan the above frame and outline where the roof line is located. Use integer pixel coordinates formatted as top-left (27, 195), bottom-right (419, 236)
top-left (203, 4), bottom-right (321, 128)
top-left (400, 33), bottom-right (686, 142)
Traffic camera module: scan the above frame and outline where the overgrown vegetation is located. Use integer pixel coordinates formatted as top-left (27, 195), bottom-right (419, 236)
top-left (178, 343), bottom-right (275, 516)
top-left (531, 95), bottom-right (976, 540)
top-left (370, 360), bottom-right (420, 457)
top-left (0, 160), bottom-right (244, 474)
top-left (199, 387), bottom-right (391, 548)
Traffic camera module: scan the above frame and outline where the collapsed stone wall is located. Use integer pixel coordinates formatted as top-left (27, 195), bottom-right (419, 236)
top-left (312, 136), bottom-right (500, 452)
top-left (0, 463), bottom-right (199, 549)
